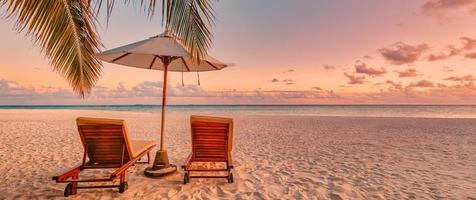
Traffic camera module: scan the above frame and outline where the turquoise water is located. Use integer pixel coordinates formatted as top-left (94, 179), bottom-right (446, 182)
top-left (1, 105), bottom-right (476, 118)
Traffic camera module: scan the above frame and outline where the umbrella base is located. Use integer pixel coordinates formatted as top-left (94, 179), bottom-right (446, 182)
top-left (144, 150), bottom-right (177, 178)
top-left (144, 164), bottom-right (177, 177)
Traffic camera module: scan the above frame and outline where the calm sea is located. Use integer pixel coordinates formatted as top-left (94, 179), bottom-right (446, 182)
top-left (1, 105), bottom-right (476, 118)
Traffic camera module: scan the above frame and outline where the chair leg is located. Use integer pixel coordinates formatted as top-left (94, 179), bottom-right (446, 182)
top-left (147, 151), bottom-right (151, 164)
top-left (71, 171), bottom-right (79, 195)
top-left (119, 173), bottom-right (128, 193)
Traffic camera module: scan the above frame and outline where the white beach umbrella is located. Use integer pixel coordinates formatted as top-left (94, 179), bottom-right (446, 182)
top-left (96, 30), bottom-right (227, 177)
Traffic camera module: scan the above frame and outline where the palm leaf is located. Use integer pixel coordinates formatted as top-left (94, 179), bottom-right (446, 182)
top-left (165, 0), bottom-right (215, 60)
top-left (1, 0), bottom-right (102, 97)
top-left (93, 0), bottom-right (157, 22)
top-left (95, 0), bottom-right (215, 60)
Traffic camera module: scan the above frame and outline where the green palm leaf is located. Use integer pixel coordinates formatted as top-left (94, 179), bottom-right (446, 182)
top-left (1, 0), bottom-right (102, 97)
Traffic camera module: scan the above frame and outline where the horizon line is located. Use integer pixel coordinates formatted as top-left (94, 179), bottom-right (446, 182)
top-left (1, 104), bottom-right (476, 107)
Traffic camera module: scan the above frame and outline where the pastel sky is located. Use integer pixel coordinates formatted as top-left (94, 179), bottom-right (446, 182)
top-left (1, 0), bottom-right (476, 104)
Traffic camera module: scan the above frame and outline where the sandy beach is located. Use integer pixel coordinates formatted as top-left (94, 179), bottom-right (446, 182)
top-left (0, 109), bottom-right (475, 199)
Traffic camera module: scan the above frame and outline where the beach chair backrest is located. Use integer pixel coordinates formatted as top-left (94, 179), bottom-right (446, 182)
top-left (76, 117), bottom-right (133, 165)
top-left (190, 115), bottom-right (233, 162)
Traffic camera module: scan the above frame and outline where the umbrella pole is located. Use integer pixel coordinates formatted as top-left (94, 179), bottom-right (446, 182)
top-left (144, 57), bottom-right (177, 177)
top-left (159, 63), bottom-right (168, 151)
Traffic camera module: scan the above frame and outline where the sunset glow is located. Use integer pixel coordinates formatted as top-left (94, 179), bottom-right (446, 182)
top-left (1, 0), bottom-right (476, 104)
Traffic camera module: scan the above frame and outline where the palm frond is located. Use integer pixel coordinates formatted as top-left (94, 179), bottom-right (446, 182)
top-left (94, 0), bottom-right (157, 21)
top-left (1, 0), bottom-right (103, 97)
top-left (166, 0), bottom-right (215, 60)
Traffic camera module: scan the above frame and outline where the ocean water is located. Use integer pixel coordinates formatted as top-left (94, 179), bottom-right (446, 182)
top-left (1, 105), bottom-right (476, 118)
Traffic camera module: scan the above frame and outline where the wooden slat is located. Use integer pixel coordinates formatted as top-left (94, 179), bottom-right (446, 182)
top-left (194, 139), bottom-right (226, 142)
top-left (193, 127), bottom-right (228, 130)
top-left (84, 139), bottom-right (124, 143)
top-left (91, 152), bottom-right (128, 157)
top-left (194, 144), bottom-right (226, 148)
top-left (192, 123), bottom-right (228, 127)
top-left (194, 132), bottom-right (227, 135)
top-left (82, 130), bottom-right (122, 134)
top-left (82, 136), bottom-right (123, 140)
top-left (81, 129), bottom-right (122, 133)
top-left (196, 153), bottom-right (225, 157)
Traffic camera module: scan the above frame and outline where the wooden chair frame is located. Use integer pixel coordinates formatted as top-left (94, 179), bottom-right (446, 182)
top-left (52, 117), bottom-right (155, 197)
top-left (182, 115), bottom-right (234, 184)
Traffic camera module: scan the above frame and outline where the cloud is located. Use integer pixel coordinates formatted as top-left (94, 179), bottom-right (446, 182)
top-left (422, 0), bottom-right (476, 16)
top-left (379, 42), bottom-right (429, 65)
top-left (322, 65), bottom-right (336, 70)
top-left (363, 55), bottom-right (373, 59)
top-left (344, 73), bottom-right (366, 85)
top-left (281, 69), bottom-right (295, 73)
top-left (444, 75), bottom-right (476, 82)
top-left (311, 87), bottom-right (322, 91)
top-left (0, 79), bottom-right (75, 104)
top-left (354, 62), bottom-right (386, 77)
top-left (426, 37), bottom-right (476, 61)
top-left (0, 79), bottom-right (74, 98)
top-left (443, 66), bottom-right (454, 72)
top-left (427, 52), bottom-right (452, 61)
top-left (282, 79), bottom-right (295, 85)
top-left (426, 47), bottom-right (459, 61)
top-left (438, 80), bottom-right (476, 89)
top-left (408, 80), bottom-right (435, 88)
top-left (385, 80), bottom-right (404, 90)
top-left (464, 52), bottom-right (476, 58)
top-left (270, 78), bottom-right (279, 83)
top-left (0, 79), bottom-right (29, 96)
top-left (5, 78), bottom-right (476, 104)
top-left (397, 68), bottom-right (419, 78)
top-left (461, 36), bottom-right (476, 50)
top-left (86, 81), bottom-right (209, 99)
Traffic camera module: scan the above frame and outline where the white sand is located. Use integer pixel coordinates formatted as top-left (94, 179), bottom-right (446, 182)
top-left (0, 109), bottom-right (475, 200)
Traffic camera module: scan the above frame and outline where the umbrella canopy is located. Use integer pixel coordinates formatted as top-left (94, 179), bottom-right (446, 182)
top-left (96, 31), bottom-right (227, 72)
top-left (96, 30), bottom-right (228, 176)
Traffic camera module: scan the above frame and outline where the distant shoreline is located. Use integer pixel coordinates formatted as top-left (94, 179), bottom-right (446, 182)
top-left (1, 104), bottom-right (476, 107)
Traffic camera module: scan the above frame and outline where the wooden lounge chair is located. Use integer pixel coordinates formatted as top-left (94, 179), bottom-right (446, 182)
top-left (52, 117), bottom-right (156, 197)
top-left (182, 115), bottom-right (234, 184)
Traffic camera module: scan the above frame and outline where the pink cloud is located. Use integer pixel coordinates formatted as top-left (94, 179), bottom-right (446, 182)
top-left (354, 62), bottom-right (386, 77)
top-left (422, 0), bottom-right (476, 17)
top-left (444, 75), bottom-right (476, 82)
top-left (397, 68), bottom-right (419, 78)
top-left (311, 87), bottom-right (322, 91)
top-left (443, 66), bottom-right (454, 72)
top-left (4, 78), bottom-right (476, 104)
top-left (323, 65), bottom-right (337, 70)
top-left (385, 80), bottom-right (404, 90)
top-left (422, 37), bottom-right (476, 62)
top-left (461, 37), bottom-right (476, 50)
top-left (283, 79), bottom-right (295, 85)
top-left (408, 80), bottom-right (435, 88)
top-left (379, 42), bottom-right (429, 65)
top-left (464, 52), bottom-right (476, 59)
top-left (344, 73), bottom-right (366, 85)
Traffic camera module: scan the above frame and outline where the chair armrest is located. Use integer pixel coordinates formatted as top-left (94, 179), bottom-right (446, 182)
top-left (52, 165), bottom-right (82, 182)
top-left (111, 158), bottom-right (138, 178)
